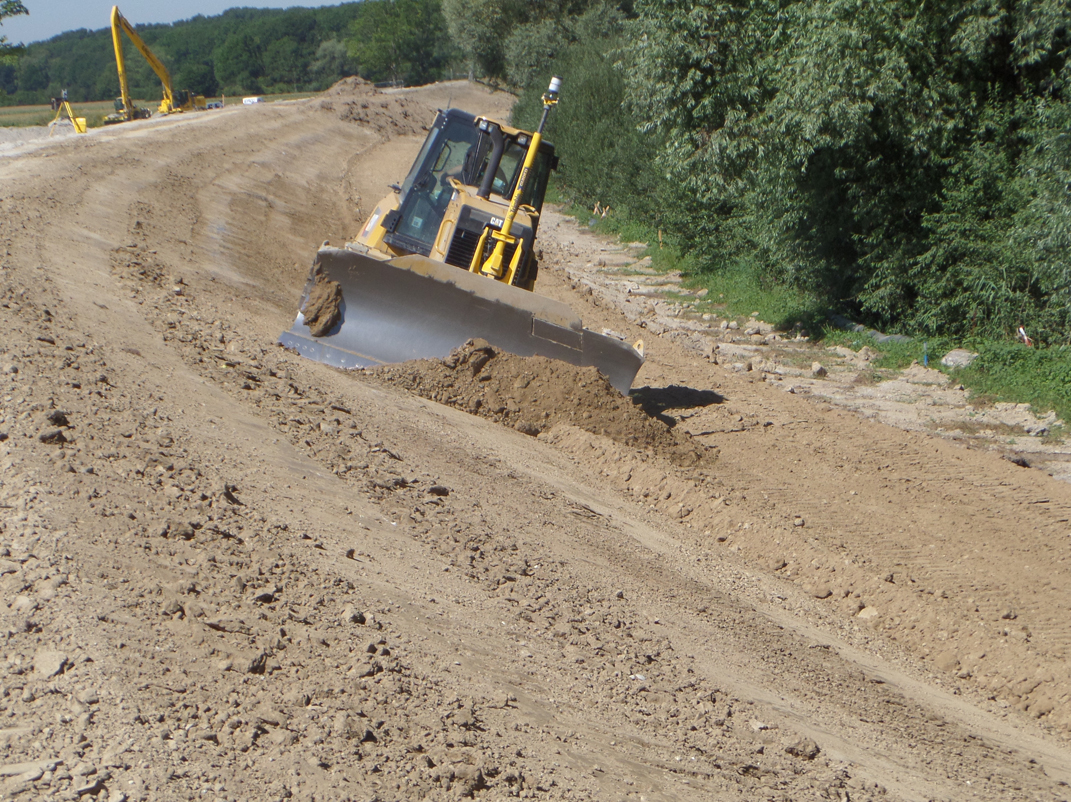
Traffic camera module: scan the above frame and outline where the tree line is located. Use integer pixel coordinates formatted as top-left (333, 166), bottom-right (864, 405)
top-left (0, 1), bottom-right (460, 106)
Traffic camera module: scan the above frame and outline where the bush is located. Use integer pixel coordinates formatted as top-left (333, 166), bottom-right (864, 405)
top-left (511, 33), bottom-right (665, 223)
top-left (958, 342), bottom-right (1071, 424)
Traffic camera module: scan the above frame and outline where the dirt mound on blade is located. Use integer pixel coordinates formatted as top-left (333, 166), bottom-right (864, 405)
top-left (370, 339), bottom-right (707, 464)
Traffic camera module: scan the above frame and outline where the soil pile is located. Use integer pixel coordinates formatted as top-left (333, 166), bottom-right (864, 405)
top-left (370, 339), bottom-right (707, 464)
top-left (317, 77), bottom-right (425, 138)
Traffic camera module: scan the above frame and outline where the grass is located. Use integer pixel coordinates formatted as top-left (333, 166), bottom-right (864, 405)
top-left (818, 327), bottom-right (1071, 427)
top-left (686, 259), bottom-right (827, 332)
top-left (956, 342), bottom-right (1071, 426)
top-left (0, 91), bottom-right (317, 129)
top-left (0, 99), bottom-right (118, 128)
top-left (819, 328), bottom-right (953, 371)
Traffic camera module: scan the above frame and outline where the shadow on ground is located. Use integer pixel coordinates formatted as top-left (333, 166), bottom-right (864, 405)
top-left (631, 385), bottom-right (724, 426)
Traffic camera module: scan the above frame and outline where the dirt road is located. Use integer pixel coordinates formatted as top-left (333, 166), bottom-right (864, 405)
top-left (2, 80), bottom-right (1070, 801)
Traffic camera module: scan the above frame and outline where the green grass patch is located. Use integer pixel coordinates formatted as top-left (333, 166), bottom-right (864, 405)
top-left (0, 100), bottom-right (120, 128)
top-left (689, 260), bottom-right (825, 332)
top-left (956, 342), bottom-right (1071, 424)
top-left (816, 326), bottom-right (1071, 427)
top-left (819, 327), bottom-right (954, 371)
top-left (558, 196), bottom-right (693, 274)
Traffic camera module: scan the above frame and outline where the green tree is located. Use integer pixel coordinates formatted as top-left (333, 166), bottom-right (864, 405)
top-left (505, 1), bottom-right (623, 88)
top-left (347, 0), bottom-right (458, 86)
top-left (1, 4), bottom-right (369, 105)
top-left (441, 0), bottom-right (528, 79)
top-left (176, 61), bottom-right (218, 97)
top-left (309, 39), bottom-right (353, 86)
top-left (0, 0), bottom-right (28, 66)
top-left (625, 0), bottom-right (1071, 336)
top-left (214, 31), bottom-right (264, 93)
top-left (263, 36), bottom-right (302, 89)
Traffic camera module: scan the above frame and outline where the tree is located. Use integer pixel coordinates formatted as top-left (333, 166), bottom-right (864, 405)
top-left (347, 0), bottom-right (458, 86)
top-left (0, 0), bottom-right (28, 66)
top-left (309, 39), bottom-right (353, 86)
top-left (0, 4), bottom-right (370, 105)
top-left (176, 61), bottom-right (218, 97)
top-left (626, 0), bottom-right (1071, 337)
top-left (263, 36), bottom-right (302, 89)
top-left (214, 31), bottom-right (264, 93)
top-left (441, 0), bottom-right (526, 79)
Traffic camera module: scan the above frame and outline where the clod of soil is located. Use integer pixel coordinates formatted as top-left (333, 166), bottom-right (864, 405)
top-left (370, 339), bottom-right (707, 464)
top-left (301, 268), bottom-right (343, 337)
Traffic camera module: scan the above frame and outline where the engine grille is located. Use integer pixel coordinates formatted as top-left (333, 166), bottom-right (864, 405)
top-left (444, 228), bottom-right (480, 269)
top-left (445, 229), bottom-right (517, 273)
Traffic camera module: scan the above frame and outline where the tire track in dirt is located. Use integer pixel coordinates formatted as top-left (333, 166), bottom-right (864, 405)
top-left (532, 209), bottom-right (1071, 736)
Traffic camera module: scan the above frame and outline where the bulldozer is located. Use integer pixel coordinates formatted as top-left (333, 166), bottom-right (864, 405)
top-left (278, 78), bottom-right (645, 393)
top-left (103, 6), bottom-right (207, 125)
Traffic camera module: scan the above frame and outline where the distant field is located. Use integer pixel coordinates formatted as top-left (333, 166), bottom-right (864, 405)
top-left (0, 92), bottom-right (320, 128)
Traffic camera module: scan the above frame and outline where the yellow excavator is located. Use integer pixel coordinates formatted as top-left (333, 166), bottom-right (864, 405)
top-left (279, 78), bottom-right (645, 393)
top-left (103, 5), bottom-right (206, 125)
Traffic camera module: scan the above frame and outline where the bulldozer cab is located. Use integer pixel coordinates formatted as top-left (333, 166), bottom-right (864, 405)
top-left (472, 128), bottom-right (555, 210)
top-left (383, 109), bottom-right (556, 258)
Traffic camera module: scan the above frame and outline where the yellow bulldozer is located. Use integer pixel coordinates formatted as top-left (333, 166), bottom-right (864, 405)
top-left (279, 78), bottom-right (645, 393)
top-left (104, 5), bottom-right (206, 125)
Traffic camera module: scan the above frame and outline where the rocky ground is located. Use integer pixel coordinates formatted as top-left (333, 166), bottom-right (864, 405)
top-left (1, 80), bottom-right (1071, 801)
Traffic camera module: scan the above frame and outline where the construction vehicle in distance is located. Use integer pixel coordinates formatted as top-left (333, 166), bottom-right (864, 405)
top-left (279, 77), bottom-right (645, 394)
top-left (103, 5), bottom-right (206, 125)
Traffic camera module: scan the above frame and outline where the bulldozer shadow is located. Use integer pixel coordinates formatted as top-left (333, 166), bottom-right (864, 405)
top-left (630, 385), bottom-right (724, 427)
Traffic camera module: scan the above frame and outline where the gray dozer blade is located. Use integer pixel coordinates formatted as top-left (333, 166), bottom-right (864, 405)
top-left (278, 246), bottom-right (644, 394)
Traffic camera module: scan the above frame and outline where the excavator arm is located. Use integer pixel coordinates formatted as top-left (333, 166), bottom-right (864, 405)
top-left (110, 5), bottom-right (192, 119)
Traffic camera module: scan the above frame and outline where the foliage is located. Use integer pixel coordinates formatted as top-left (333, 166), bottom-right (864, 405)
top-left (623, 0), bottom-right (1071, 339)
top-left (347, 0), bottom-right (459, 86)
top-left (0, 0), bottom-right (28, 68)
top-left (509, 6), bottom-right (665, 223)
top-left (957, 341), bottom-right (1071, 424)
top-left (441, 0), bottom-right (609, 81)
top-left (0, 1), bottom-right (462, 105)
top-left (441, 0), bottom-right (524, 80)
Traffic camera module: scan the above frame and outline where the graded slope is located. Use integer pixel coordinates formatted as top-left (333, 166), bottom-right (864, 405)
top-left (0, 81), bottom-right (1069, 802)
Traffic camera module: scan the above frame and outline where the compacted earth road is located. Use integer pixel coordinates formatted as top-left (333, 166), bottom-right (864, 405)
top-left (1, 79), bottom-right (1070, 801)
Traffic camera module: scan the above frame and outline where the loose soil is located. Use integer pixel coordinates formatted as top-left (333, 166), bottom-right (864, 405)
top-left (1, 79), bottom-right (1070, 802)
top-left (369, 339), bottom-right (705, 464)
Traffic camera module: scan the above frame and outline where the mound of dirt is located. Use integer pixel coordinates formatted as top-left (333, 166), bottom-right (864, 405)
top-left (316, 77), bottom-right (425, 138)
top-left (369, 339), bottom-right (707, 464)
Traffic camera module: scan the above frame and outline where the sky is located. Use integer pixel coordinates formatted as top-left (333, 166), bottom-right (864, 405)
top-left (1, 1), bottom-right (347, 45)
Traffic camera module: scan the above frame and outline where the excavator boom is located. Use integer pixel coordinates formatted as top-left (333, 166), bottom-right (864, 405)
top-left (105, 6), bottom-right (205, 123)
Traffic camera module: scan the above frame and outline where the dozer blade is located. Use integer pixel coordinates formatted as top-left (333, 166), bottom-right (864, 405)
top-left (278, 246), bottom-right (645, 394)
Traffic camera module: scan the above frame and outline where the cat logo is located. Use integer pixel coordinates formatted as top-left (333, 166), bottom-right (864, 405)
top-left (489, 216), bottom-right (504, 228)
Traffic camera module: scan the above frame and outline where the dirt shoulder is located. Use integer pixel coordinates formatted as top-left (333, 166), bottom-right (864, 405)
top-left (0, 80), bottom-right (1069, 802)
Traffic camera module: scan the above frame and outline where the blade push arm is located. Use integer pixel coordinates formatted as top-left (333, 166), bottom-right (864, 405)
top-left (473, 77), bottom-right (561, 284)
